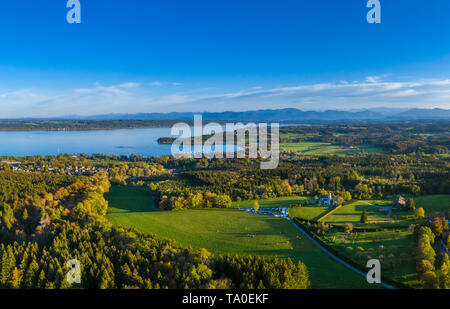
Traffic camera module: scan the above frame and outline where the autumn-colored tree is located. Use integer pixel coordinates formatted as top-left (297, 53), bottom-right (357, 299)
top-left (431, 217), bottom-right (445, 236)
top-left (253, 201), bottom-right (260, 213)
top-left (416, 259), bottom-right (434, 275)
top-left (10, 267), bottom-right (20, 289)
top-left (415, 207), bottom-right (425, 219)
top-left (149, 182), bottom-right (157, 191)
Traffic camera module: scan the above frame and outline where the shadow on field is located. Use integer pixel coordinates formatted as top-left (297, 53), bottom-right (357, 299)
top-left (106, 185), bottom-right (156, 213)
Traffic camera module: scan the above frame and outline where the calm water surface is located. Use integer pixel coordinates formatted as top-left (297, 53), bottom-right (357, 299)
top-left (0, 128), bottom-right (237, 157)
top-left (0, 123), bottom-right (307, 157)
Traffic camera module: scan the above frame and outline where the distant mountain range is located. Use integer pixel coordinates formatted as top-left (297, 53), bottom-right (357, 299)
top-left (6, 108), bottom-right (450, 122)
top-left (56, 108), bottom-right (450, 122)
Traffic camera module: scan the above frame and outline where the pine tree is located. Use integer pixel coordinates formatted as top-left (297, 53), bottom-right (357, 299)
top-left (144, 278), bottom-right (152, 289)
top-left (360, 209), bottom-right (368, 224)
top-left (22, 208), bottom-right (29, 221)
top-left (23, 260), bottom-right (38, 288)
top-left (1, 203), bottom-right (14, 230)
top-left (37, 270), bottom-right (46, 289)
top-left (0, 246), bottom-right (16, 286)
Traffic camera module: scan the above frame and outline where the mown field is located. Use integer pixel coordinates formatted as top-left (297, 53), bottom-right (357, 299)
top-left (288, 206), bottom-right (329, 221)
top-left (323, 201), bottom-right (395, 225)
top-left (106, 186), bottom-right (378, 289)
top-left (280, 142), bottom-right (384, 155)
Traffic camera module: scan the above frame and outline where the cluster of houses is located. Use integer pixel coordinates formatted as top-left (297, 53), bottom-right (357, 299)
top-left (65, 165), bottom-right (106, 175)
top-left (10, 165), bottom-right (30, 172)
top-left (1, 160), bottom-right (106, 176)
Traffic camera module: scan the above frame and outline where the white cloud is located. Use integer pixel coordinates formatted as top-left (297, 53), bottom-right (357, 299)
top-left (150, 81), bottom-right (184, 87)
top-left (118, 82), bottom-right (140, 88)
top-left (1, 76), bottom-right (450, 118)
top-left (365, 74), bottom-right (392, 83)
top-left (161, 77), bottom-right (450, 111)
top-left (149, 81), bottom-right (163, 86)
top-left (365, 76), bottom-right (381, 83)
top-left (389, 89), bottom-right (421, 97)
top-left (73, 82), bottom-right (136, 96)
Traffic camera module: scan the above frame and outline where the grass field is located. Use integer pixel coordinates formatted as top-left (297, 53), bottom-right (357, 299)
top-left (105, 185), bottom-right (155, 213)
top-left (231, 196), bottom-right (311, 208)
top-left (326, 229), bottom-right (419, 287)
top-left (414, 194), bottom-right (450, 213)
top-left (324, 201), bottom-right (395, 225)
top-left (280, 142), bottom-right (384, 155)
top-left (288, 206), bottom-right (329, 221)
top-left (322, 196), bottom-right (450, 227)
top-left (280, 132), bottom-right (320, 139)
top-left (106, 187), bottom-right (378, 289)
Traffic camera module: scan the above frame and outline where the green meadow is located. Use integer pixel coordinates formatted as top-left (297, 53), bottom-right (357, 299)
top-left (288, 206), bottom-right (329, 221)
top-left (320, 195), bottom-right (450, 227)
top-left (323, 201), bottom-right (395, 225)
top-left (106, 185), bottom-right (156, 213)
top-left (327, 229), bottom-right (419, 287)
top-left (106, 186), bottom-right (378, 289)
top-left (414, 194), bottom-right (450, 213)
top-left (280, 142), bottom-right (384, 155)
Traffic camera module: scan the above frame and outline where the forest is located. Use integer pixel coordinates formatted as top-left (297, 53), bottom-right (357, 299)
top-left (0, 169), bottom-right (309, 289)
top-left (149, 154), bottom-right (448, 210)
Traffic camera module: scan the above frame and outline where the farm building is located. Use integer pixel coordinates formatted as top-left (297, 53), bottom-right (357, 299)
top-left (316, 192), bottom-right (338, 206)
top-left (392, 196), bottom-right (406, 209)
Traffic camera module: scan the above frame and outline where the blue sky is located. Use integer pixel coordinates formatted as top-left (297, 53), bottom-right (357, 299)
top-left (0, 0), bottom-right (449, 117)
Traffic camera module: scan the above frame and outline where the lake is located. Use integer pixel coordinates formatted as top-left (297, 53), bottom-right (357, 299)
top-left (0, 128), bottom-right (238, 157)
